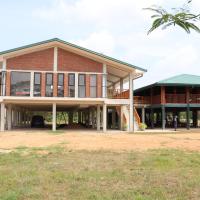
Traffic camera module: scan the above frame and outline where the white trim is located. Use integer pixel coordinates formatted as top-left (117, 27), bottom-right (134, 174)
top-left (75, 73), bottom-right (78, 98)
top-left (102, 63), bottom-right (107, 98)
top-left (0, 103), bottom-right (5, 131)
top-left (1, 69), bottom-right (105, 75)
top-left (129, 73), bottom-right (134, 132)
top-left (30, 71), bottom-right (34, 97)
top-left (52, 103), bottom-right (56, 131)
top-left (103, 103), bottom-right (107, 132)
top-left (53, 47), bottom-right (58, 72)
top-left (2, 59), bottom-right (6, 70)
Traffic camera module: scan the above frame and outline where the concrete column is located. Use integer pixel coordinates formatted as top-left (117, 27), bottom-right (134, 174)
top-left (1, 103), bottom-right (5, 131)
top-left (142, 107), bottom-right (145, 124)
top-left (162, 105), bottom-right (166, 130)
top-left (97, 105), bottom-right (101, 131)
top-left (92, 108), bottom-right (95, 128)
top-left (129, 73), bottom-right (134, 132)
top-left (52, 103), bottom-right (56, 131)
top-left (186, 105), bottom-right (190, 130)
top-left (7, 104), bottom-right (12, 130)
top-left (103, 103), bottom-right (107, 132)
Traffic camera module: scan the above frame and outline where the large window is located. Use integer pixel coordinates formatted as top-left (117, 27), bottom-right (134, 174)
top-left (68, 73), bottom-right (75, 97)
top-left (0, 72), bottom-right (6, 96)
top-left (90, 74), bottom-right (97, 98)
top-left (78, 74), bottom-right (86, 98)
top-left (46, 73), bottom-right (53, 97)
top-left (34, 72), bottom-right (41, 96)
top-left (102, 74), bottom-right (107, 98)
top-left (58, 73), bottom-right (64, 97)
top-left (11, 72), bottom-right (31, 96)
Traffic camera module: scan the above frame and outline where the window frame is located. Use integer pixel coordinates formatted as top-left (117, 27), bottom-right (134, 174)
top-left (45, 73), bottom-right (53, 97)
top-left (90, 74), bottom-right (97, 98)
top-left (34, 72), bottom-right (41, 97)
top-left (78, 74), bottom-right (86, 98)
top-left (57, 73), bottom-right (64, 97)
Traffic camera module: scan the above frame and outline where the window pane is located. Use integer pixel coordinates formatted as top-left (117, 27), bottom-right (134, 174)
top-left (11, 72), bottom-right (31, 96)
top-left (79, 86), bottom-right (85, 98)
top-left (34, 73), bottom-right (41, 84)
top-left (46, 73), bottom-right (53, 97)
top-left (90, 75), bottom-right (97, 86)
top-left (69, 86), bottom-right (75, 97)
top-left (79, 74), bottom-right (85, 86)
top-left (90, 87), bottom-right (97, 98)
top-left (58, 74), bottom-right (64, 86)
top-left (69, 74), bottom-right (75, 86)
top-left (46, 74), bottom-right (53, 85)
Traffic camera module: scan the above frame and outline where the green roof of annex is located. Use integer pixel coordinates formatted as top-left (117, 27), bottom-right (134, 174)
top-left (135, 74), bottom-right (200, 92)
top-left (0, 38), bottom-right (147, 72)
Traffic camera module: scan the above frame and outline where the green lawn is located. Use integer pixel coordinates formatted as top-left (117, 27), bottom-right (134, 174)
top-left (0, 146), bottom-right (200, 200)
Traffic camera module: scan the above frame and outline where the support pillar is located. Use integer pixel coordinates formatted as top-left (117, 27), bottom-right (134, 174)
top-left (52, 103), bottom-right (56, 131)
top-left (129, 73), bottom-right (134, 132)
top-left (186, 105), bottom-right (190, 130)
top-left (1, 103), bottom-right (5, 131)
top-left (7, 104), bottom-right (12, 130)
top-left (103, 104), bottom-right (107, 132)
top-left (142, 107), bottom-right (145, 124)
top-left (161, 105), bottom-right (166, 130)
top-left (97, 105), bottom-right (101, 131)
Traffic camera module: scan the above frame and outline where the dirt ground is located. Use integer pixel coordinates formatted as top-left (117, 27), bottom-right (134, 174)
top-left (1, 129), bottom-right (200, 151)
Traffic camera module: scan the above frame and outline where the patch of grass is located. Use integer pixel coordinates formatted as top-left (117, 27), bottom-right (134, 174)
top-left (0, 148), bottom-right (200, 199)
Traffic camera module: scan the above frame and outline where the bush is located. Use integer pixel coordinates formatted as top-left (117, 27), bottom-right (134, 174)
top-left (139, 123), bottom-right (147, 131)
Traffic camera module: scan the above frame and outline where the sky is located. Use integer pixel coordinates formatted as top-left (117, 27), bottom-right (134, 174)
top-left (0, 0), bottom-right (199, 88)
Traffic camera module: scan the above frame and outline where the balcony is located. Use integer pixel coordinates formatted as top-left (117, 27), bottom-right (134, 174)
top-left (107, 89), bottom-right (129, 99)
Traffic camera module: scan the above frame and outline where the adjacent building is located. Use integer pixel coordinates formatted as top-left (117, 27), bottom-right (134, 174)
top-left (134, 74), bottom-right (200, 129)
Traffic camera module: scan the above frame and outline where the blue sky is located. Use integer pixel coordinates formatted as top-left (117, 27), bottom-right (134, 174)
top-left (0, 0), bottom-right (200, 88)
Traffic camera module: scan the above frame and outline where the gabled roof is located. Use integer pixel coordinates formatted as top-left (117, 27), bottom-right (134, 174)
top-left (135, 74), bottom-right (200, 93)
top-left (157, 74), bottom-right (200, 85)
top-left (0, 38), bottom-right (147, 72)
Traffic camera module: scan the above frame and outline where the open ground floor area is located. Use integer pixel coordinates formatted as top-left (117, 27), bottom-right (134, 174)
top-left (0, 99), bottom-right (134, 132)
top-left (137, 104), bottom-right (200, 130)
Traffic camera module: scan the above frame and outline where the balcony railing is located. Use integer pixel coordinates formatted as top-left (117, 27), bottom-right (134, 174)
top-left (165, 94), bottom-right (186, 104)
top-left (107, 89), bottom-right (129, 99)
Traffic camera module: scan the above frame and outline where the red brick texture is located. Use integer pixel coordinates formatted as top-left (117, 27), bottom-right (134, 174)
top-left (7, 48), bottom-right (54, 71)
top-left (86, 74), bottom-right (90, 97)
top-left (41, 73), bottom-right (46, 97)
top-left (53, 73), bottom-right (58, 97)
top-left (57, 48), bottom-right (103, 72)
top-left (64, 74), bottom-right (68, 97)
top-left (6, 71), bottom-right (11, 96)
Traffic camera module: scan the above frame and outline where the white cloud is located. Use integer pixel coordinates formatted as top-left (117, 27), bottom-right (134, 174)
top-left (33, 0), bottom-right (200, 89)
top-left (74, 31), bottom-right (115, 55)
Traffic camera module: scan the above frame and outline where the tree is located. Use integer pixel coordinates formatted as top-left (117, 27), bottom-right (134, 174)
top-left (145, 0), bottom-right (200, 34)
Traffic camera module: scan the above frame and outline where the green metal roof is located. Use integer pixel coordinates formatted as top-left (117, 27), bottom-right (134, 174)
top-left (157, 74), bottom-right (200, 86)
top-left (134, 74), bottom-right (200, 93)
top-left (0, 38), bottom-right (147, 72)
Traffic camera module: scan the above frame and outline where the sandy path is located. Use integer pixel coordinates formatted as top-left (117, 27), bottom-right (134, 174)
top-left (0, 130), bottom-right (200, 151)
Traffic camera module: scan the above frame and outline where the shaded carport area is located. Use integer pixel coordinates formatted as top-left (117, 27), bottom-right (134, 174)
top-left (0, 98), bottom-right (107, 132)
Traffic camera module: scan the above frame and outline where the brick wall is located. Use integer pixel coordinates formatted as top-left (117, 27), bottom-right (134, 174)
top-left (97, 74), bottom-right (102, 98)
top-left (7, 48), bottom-right (54, 71)
top-left (86, 74), bottom-right (90, 97)
top-left (6, 71), bottom-right (11, 96)
top-left (58, 48), bottom-right (103, 72)
top-left (64, 73), bottom-right (68, 97)
top-left (41, 73), bottom-right (46, 97)
top-left (53, 73), bottom-right (58, 97)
